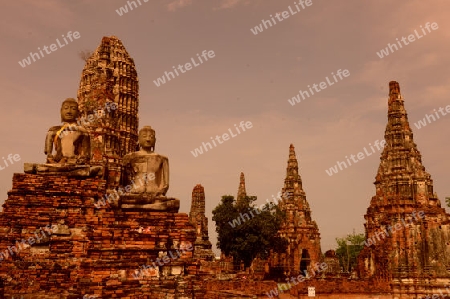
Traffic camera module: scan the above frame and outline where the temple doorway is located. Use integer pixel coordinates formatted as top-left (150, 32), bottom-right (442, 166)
top-left (300, 250), bottom-right (310, 273)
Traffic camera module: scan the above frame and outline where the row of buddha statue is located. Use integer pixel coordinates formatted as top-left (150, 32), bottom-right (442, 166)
top-left (26, 98), bottom-right (175, 209)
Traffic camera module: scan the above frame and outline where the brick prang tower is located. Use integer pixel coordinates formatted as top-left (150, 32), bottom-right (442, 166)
top-left (358, 81), bottom-right (450, 297)
top-left (269, 144), bottom-right (322, 277)
top-left (189, 184), bottom-right (215, 261)
top-left (77, 36), bottom-right (139, 187)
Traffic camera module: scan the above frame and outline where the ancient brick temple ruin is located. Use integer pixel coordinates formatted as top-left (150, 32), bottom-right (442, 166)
top-left (0, 36), bottom-right (203, 299)
top-left (189, 184), bottom-right (215, 261)
top-left (77, 36), bottom-right (139, 158)
top-left (77, 36), bottom-right (140, 188)
top-left (1, 32), bottom-right (450, 298)
top-left (269, 144), bottom-right (322, 278)
top-left (0, 174), bottom-right (198, 298)
top-left (236, 172), bottom-right (247, 205)
top-left (357, 81), bottom-right (450, 297)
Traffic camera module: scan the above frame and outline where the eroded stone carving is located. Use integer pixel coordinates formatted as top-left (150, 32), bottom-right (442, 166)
top-left (120, 126), bottom-right (179, 211)
top-left (24, 98), bottom-right (103, 176)
top-left (122, 126), bottom-right (169, 195)
top-left (45, 98), bottom-right (90, 165)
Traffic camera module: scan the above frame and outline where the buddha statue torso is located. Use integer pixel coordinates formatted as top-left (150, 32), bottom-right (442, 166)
top-left (122, 126), bottom-right (169, 197)
top-left (44, 98), bottom-right (90, 165)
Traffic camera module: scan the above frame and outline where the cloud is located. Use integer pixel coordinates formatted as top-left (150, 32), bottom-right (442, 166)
top-left (215, 0), bottom-right (242, 10)
top-left (167, 0), bottom-right (193, 12)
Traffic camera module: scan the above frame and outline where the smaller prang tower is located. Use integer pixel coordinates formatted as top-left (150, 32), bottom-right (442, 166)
top-left (236, 172), bottom-right (247, 205)
top-left (189, 184), bottom-right (215, 261)
top-left (269, 144), bottom-right (322, 277)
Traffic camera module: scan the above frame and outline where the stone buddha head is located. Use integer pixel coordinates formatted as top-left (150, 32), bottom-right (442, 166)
top-left (138, 126), bottom-right (156, 152)
top-left (60, 98), bottom-right (79, 123)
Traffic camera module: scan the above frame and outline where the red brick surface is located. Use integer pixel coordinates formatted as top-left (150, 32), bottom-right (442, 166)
top-left (0, 173), bottom-right (198, 298)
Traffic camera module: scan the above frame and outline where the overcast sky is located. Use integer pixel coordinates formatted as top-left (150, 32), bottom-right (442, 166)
top-left (1, 0), bottom-right (449, 254)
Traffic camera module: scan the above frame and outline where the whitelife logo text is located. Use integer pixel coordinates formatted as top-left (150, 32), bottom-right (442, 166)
top-left (18, 31), bottom-right (81, 68)
top-left (376, 22), bottom-right (438, 59)
top-left (250, 0), bottom-right (313, 35)
top-left (190, 121), bottom-right (253, 157)
top-left (153, 50), bottom-right (215, 87)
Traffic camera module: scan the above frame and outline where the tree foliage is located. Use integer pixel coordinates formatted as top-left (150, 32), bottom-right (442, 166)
top-left (212, 195), bottom-right (287, 268)
top-left (335, 232), bottom-right (365, 272)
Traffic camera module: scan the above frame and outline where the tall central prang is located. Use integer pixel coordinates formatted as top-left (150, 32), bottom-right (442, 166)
top-left (77, 36), bottom-right (139, 187)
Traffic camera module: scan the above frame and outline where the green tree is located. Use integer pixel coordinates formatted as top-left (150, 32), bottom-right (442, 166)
top-left (335, 232), bottom-right (365, 272)
top-left (212, 195), bottom-right (287, 268)
top-left (445, 197), bottom-right (450, 208)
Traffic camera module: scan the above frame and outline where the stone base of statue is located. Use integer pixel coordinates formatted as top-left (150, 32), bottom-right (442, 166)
top-left (0, 172), bottom-right (197, 298)
top-left (120, 194), bottom-right (180, 212)
top-left (24, 163), bottom-right (103, 177)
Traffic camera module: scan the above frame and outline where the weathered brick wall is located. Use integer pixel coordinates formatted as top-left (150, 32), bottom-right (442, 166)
top-left (0, 173), bottom-right (197, 298)
top-left (199, 278), bottom-right (391, 299)
top-left (199, 280), bottom-right (275, 298)
top-left (288, 278), bottom-right (391, 296)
